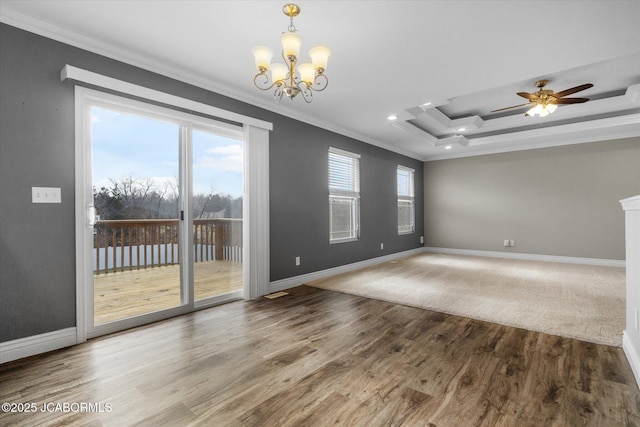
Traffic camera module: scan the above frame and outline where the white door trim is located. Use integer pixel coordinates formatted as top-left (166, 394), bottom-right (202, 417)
top-left (74, 87), bottom-right (91, 344)
top-left (62, 65), bottom-right (272, 131)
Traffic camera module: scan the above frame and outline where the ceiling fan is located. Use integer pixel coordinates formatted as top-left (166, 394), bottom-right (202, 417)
top-left (491, 79), bottom-right (593, 117)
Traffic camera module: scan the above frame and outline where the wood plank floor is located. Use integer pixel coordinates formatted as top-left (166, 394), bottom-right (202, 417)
top-left (94, 260), bottom-right (243, 324)
top-left (1, 286), bottom-right (639, 426)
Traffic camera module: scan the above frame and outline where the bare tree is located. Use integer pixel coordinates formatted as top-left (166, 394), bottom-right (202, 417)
top-left (95, 175), bottom-right (239, 220)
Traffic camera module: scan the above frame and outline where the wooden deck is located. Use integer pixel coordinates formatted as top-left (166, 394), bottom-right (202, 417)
top-left (94, 260), bottom-right (242, 324)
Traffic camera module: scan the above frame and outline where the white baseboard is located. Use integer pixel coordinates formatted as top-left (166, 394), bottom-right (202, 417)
top-left (268, 247), bottom-right (426, 294)
top-left (0, 328), bottom-right (77, 364)
top-left (423, 247), bottom-right (625, 268)
top-left (623, 331), bottom-right (640, 388)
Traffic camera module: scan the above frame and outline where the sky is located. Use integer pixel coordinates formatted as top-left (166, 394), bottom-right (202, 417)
top-left (91, 106), bottom-right (243, 198)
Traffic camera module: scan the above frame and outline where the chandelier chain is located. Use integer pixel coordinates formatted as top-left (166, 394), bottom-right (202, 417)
top-left (287, 17), bottom-right (296, 33)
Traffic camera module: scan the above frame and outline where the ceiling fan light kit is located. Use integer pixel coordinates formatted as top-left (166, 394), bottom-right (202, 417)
top-left (252, 3), bottom-right (330, 103)
top-left (492, 79), bottom-right (593, 118)
top-left (526, 101), bottom-right (557, 118)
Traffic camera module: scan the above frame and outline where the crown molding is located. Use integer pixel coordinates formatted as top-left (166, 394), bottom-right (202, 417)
top-left (621, 195), bottom-right (640, 211)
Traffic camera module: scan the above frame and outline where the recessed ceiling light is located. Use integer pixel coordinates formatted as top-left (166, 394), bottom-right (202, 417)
top-left (458, 127), bottom-right (466, 132)
top-left (444, 145), bottom-right (452, 150)
top-left (387, 114), bottom-right (398, 121)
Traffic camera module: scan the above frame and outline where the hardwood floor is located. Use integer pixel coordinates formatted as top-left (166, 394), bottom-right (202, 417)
top-left (1, 285), bottom-right (639, 426)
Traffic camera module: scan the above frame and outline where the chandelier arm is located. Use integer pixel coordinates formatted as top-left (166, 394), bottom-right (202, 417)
top-left (273, 86), bottom-right (284, 103)
top-left (299, 83), bottom-right (313, 103)
top-left (312, 73), bottom-right (328, 91)
top-left (254, 73), bottom-right (281, 91)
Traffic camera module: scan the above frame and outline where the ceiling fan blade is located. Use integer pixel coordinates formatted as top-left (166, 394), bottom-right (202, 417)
top-left (490, 102), bottom-right (534, 113)
top-left (517, 92), bottom-right (538, 101)
top-left (553, 97), bottom-right (589, 104)
top-left (554, 83), bottom-right (593, 98)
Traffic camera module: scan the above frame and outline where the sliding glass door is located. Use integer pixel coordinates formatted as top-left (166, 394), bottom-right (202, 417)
top-left (91, 106), bottom-right (183, 325)
top-left (81, 90), bottom-right (245, 336)
top-left (192, 128), bottom-right (244, 304)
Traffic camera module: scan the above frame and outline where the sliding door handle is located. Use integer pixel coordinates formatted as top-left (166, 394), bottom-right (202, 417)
top-left (88, 205), bottom-right (97, 227)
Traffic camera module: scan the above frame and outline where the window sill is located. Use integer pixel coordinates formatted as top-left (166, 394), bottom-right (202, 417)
top-left (330, 237), bottom-right (359, 244)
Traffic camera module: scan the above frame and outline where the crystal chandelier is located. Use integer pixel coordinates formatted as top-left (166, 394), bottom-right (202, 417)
top-left (252, 3), bottom-right (330, 103)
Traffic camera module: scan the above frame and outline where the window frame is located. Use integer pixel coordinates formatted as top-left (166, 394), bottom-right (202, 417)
top-left (328, 147), bottom-right (361, 244)
top-left (397, 165), bottom-right (415, 235)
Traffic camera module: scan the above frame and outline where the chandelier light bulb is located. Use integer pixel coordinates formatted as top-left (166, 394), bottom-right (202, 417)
top-left (270, 63), bottom-right (288, 83)
top-left (297, 63), bottom-right (315, 84)
top-left (281, 31), bottom-right (301, 60)
top-left (252, 46), bottom-right (273, 71)
top-left (309, 46), bottom-right (330, 72)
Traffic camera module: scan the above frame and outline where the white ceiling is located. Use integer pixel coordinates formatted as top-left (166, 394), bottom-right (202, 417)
top-left (1, 0), bottom-right (639, 160)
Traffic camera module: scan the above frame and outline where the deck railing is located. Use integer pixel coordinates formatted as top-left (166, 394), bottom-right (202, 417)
top-left (94, 218), bottom-right (242, 274)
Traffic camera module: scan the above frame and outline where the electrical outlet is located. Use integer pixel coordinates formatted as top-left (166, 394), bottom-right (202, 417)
top-left (510, 240), bottom-right (515, 247)
top-left (504, 240), bottom-right (510, 247)
top-left (420, 236), bottom-right (424, 244)
top-left (295, 256), bottom-right (300, 266)
top-left (380, 243), bottom-right (384, 250)
top-left (32, 187), bottom-right (61, 203)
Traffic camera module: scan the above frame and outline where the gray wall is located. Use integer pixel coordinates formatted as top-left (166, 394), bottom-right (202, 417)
top-left (0, 23), bottom-right (423, 342)
top-left (270, 124), bottom-right (424, 280)
top-left (424, 138), bottom-right (640, 260)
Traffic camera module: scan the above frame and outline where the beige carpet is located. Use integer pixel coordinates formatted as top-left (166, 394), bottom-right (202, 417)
top-left (307, 253), bottom-right (626, 347)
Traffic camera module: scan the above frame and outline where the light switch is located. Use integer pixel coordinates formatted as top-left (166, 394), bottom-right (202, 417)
top-left (32, 187), bottom-right (61, 203)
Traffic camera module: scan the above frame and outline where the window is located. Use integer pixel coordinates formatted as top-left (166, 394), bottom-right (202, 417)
top-left (329, 147), bottom-right (360, 243)
top-left (397, 165), bottom-right (415, 234)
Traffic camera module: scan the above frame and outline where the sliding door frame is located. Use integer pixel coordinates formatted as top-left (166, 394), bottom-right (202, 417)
top-left (69, 66), bottom-right (271, 343)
